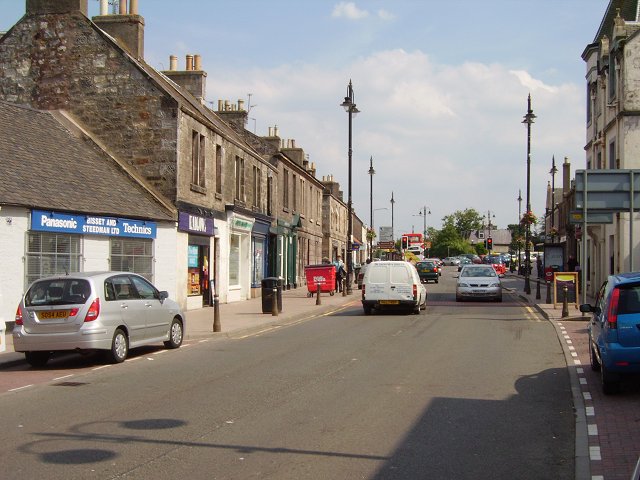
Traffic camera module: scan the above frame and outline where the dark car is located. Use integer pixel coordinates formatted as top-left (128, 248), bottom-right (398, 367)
top-left (581, 272), bottom-right (640, 394)
top-left (416, 261), bottom-right (439, 283)
top-left (457, 257), bottom-right (473, 271)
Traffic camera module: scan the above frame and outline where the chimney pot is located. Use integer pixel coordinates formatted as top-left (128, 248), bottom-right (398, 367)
top-left (119, 0), bottom-right (127, 14)
top-left (130, 0), bottom-right (138, 15)
top-left (218, 99), bottom-right (223, 111)
top-left (169, 55), bottom-right (177, 71)
top-left (100, 0), bottom-right (108, 15)
top-left (186, 54), bottom-right (194, 71)
top-left (194, 54), bottom-right (202, 71)
top-left (238, 99), bottom-right (245, 111)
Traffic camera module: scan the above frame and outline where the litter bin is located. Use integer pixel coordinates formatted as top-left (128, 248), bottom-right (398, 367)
top-left (0, 319), bottom-right (5, 353)
top-left (261, 277), bottom-right (283, 313)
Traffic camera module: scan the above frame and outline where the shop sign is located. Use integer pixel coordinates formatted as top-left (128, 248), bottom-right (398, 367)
top-left (31, 210), bottom-right (156, 239)
top-left (232, 216), bottom-right (254, 232)
top-left (178, 211), bottom-right (214, 235)
top-left (188, 245), bottom-right (199, 267)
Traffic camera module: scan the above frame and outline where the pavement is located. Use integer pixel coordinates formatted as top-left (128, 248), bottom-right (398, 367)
top-left (2, 271), bottom-right (637, 480)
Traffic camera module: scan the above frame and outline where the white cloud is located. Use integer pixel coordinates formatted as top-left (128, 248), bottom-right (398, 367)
top-left (332, 2), bottom-right (369, 20)
top-left (377, 9), bottom-right (395, 21)
top-left (208, 49), bottom-right (585, 232)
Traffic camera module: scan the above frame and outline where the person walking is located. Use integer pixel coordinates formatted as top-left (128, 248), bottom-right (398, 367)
top-left (334, 255), bottom-right (346, 292)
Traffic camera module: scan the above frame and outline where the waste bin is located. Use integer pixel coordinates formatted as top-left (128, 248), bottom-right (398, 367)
top-left (261, 277), bottom-right (283, 313)
top-left (0, 319), bottom-right (5, 353)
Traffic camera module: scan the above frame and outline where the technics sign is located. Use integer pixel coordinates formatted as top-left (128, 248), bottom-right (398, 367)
top-left (31, 210), bottom-right (156, 239)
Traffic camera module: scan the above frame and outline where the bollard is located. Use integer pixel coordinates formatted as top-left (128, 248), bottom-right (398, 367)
top-left (561, 285), bottom-right (569, 318)
top-left (316, 283), bottom-right (321, 306)
top-left (342, 278), bottom-right (347, 297)
top-left (546, 281), bottom-right (552, 304)
top-left (213, 294), bottom-right (221, 332)
top-left (536, 279), bottom-right (541, 300)
top-left (272, 287), bottom-right (278, 316)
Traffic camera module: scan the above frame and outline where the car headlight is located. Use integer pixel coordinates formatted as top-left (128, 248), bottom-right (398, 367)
top-left (490, 282), bottom-right (500, 288)
top-left (458, 282), bottom-right (469, 287)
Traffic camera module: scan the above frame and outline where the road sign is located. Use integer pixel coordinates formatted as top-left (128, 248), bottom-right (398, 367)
top-left (569, 210), bottom-right (613, 224)
top-left (377, 241), bottom-right (395, 249)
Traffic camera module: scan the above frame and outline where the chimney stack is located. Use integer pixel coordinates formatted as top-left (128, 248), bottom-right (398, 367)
top-left (162, 53), bottom-right (207, 102)
top-left (93, 0), bottom-right (145, 59)
top-left (27, 0), bottom-right (88, 16)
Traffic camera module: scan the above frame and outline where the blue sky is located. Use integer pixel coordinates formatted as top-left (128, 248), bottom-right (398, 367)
top-left (1, 0), bottom-right (609, 236)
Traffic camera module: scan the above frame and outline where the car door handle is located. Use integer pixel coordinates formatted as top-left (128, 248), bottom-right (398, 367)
top-left (144, 303), bottom-right (153, 308)
top-left (120, 304), bottom-right (128, 309)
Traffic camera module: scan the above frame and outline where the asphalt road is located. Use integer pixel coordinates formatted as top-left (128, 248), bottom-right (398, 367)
top-left (0, 268), bottom-right (574, 479)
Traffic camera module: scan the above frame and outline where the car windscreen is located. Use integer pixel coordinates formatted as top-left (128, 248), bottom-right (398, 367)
top-left (461, 268), bottom-right (497, 278)
top-left (25, 279), bottom-right (91, 306)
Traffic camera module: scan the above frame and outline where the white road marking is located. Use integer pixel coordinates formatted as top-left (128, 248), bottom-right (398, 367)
top-left (8, 384), bottom-right (33, 392)
top-left (580, 378), bottom-right (587, 385)
top-left (588, 424), bottom-right (598, 436)
top-left (589, 446), bottom-right (601, 461)
top-left (577, 367), bottom-right (584, 374)
top-left (92, 365), bottom-right (111, 371)
top-left (586, 406), bottom-right (595, 416)
top-left (53, 374), bottom-right (74, 381)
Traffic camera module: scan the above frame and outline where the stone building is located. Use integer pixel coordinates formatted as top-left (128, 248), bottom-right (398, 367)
top-left (581, 2), bottom-right (640, 296)
top-left (321, 176), bottom-right (349, 263)
top-left (0, 0), bottom-right (274, 308)
top-left (217, 104), bottom-right (325, 290)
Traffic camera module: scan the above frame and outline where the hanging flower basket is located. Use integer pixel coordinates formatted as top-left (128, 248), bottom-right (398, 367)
top-left (366, 228), bottom-right (376, 241)
top-left (520, 211), bottom-right (537, 226)
top-left (549, 227), bottom-right (558, 237)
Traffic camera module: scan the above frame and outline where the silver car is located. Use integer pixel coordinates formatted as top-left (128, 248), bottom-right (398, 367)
top-left (456, 265), bottom-right (502, 302)
top-left (14, 272), bottom-right (185, 367)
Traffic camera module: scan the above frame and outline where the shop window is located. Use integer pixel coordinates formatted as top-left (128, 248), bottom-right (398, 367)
top-left (25, 232), bottom-right (82, 287)
top-left (110, 238), bottom-right (153, 282)
top-left (229, 233), bottom-right (241, 286)
top-left (252, 238), bottom-right (265, 286)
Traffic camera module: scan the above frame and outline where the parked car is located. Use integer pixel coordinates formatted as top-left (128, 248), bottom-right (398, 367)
top-left (460, 253), bottom-right (482, 264)
top-left (456, 264), bottom-right (502, 302)
top-left (14, 272), bottom-right (185, 367)
top-left (457, 257), bottom-right (473, 271)
top-left (361, 261), bottom-right (427, 315)
top-left (416, 261), bottom-right (439, 283)
top-left (580, 272), bottom-right (640, 394)
top-left (443, 257), bottom-right (460, 266)
top-left (424, 258), bottom-right (442, 276)
top-left (484, 254), bottom-right (506, 276)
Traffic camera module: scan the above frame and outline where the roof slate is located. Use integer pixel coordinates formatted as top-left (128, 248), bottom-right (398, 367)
top-left (0, 101), bottom-right (175, 222)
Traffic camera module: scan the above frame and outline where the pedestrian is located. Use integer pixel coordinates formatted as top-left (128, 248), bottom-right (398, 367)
top-left (567, 255), bottom-right (577, 272)
top-left (537, 256), bottom-right (543, 278)
top-left (334, 255), bottom-right (346, 292)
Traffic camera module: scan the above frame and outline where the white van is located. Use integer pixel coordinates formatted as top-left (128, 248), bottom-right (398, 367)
top-left (361, 261), bottom-right (427, 315)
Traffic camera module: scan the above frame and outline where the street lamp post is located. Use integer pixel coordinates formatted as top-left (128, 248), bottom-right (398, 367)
top-left (522, 94), bottom-right (536, 295)
top-left (390, 191), bottom-right (395, 247)
top-left (414, 206), bottom-right (431, 256)
top-left (368, 156), bottom-right (375, 260)
top-left (341, 80), bottom-right (360, 295)
top-left (549, 155), bottom-right (558, 242)
top-left (517, 189), bottom-right (522, 272)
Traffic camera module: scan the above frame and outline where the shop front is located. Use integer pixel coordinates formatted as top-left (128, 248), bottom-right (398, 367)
top-left (251, 215), bottom-right (271, 298)
top-left (28, 210), bottom-right (158, 283)
top-left (228, 213), bottom-right (254, 302)
top-left (179, 211), bottom-right (215, 310)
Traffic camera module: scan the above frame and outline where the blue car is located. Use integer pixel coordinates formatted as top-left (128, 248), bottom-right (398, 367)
top-left (581, 272), bottom-right (640, 394)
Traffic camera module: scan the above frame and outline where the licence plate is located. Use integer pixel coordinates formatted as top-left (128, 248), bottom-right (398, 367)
top-left (472, 290), bottom-right (486, 294)
top-left (39, 310), bottom-right (69, 320)
top-left (379, 300), bottom-right (399, 305)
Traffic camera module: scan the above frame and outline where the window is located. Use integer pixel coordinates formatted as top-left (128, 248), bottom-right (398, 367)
top-left (25, 232), bottom-right (82, 287)
top-left (267, 175), bottom-right (273, 216)
top-left (293, 174), bottom-right (297, 210)
top-left (215, 145), bottom-right (223, 194)
top-left (609, 140), bottom-right (616, 169)
top-left (608, 57), bottom-right (617, 101)
top-left (252, 166), bottom-right (261, 208)
top-left (229, 233), bottom-right (241, 286)
top-left (191, 131), bottom-right (205, 188)
top-left (130, 275), bottom-right (157, 299)
top-left (110, 238), bottom-right (153, 282)
top-left (283, 169), bottom-right (289, 209)
top-left (235, 156), bottom-right (245, 202)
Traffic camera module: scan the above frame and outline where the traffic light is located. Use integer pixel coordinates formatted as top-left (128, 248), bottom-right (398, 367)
top-left (401, 236), bottom-right (409, 250)
top-left (487, 237), bottom-right (493, 250)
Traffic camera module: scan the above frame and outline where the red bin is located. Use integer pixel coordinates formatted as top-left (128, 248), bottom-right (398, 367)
top-left (304, 264), bottom-right (336, 297)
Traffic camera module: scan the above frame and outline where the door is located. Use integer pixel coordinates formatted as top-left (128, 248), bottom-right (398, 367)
top-left (108, 275), bottom-right (149, 345)
top-left (129, 275), bottom-right (171, 341)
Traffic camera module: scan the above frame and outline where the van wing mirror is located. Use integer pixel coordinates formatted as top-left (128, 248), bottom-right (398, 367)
top-left (579, 304), bottom-right (594, 313)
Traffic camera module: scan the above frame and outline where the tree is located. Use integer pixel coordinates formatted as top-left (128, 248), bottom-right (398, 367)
top-left (442, 209), bottom-right (484, 240)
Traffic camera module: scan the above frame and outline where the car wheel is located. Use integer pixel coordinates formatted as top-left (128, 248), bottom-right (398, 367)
top-left (164, 317), bottom-right (184, 349)
top-left (109, 328), bottom-right (128, 364)
top-left (363, 305), bottom-right (372, 315)
top-left (496, 296), bottom-right (502, 302)
top-left (435, 279), bottom-right (439, 284)
top-left (601, 363), bottom-right (620, 395)
top-left (413, 304), bottom-right (421, 314)
top-left (25, 351), bottom-right (51, 368)
top-left (589, 340), bottom-right (601, 371)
